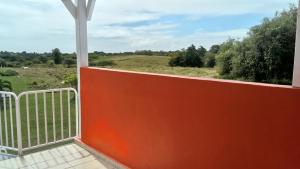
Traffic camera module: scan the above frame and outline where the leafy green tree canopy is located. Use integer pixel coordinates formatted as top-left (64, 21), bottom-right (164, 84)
top-left (52, 48), bottom-right (62, 64)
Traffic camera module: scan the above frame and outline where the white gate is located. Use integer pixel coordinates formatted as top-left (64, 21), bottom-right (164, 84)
top-left (0, 91), bottom-right (21, 156)
top-left (0, 88), bottom-right (79, 156)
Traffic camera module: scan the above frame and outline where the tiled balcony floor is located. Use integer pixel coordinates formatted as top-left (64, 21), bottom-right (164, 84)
top-left (0, 143), bottom-right (118, 169)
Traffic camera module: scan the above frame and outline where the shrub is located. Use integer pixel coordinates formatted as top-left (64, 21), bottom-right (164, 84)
top-left (204, 53), bottom-right (216, 68)
top-left (90, 60), bottom-right (116, 67)
top-left (169, 53), bottom-right (185, 67)
top-left (0, 79), bottom-right (12, 91)
top-left (217, 51), bottom-right (234, 76)
top-left (64, 74), bottom-right (77, 89)
top-left (31, 81), bottom-right (38, 86)
top-left (169, 45), bottom-right (206, 67)
top-left (52, 48), bottom-right (62, 64)
top-left (48, 60), bottom-right (55, 67)
top-left (24, 61), bottom-right (33, 66)
top-left (0, 69), bottom-right (19, 76)
top-left (0, 59), bottom-right (7, 67)
top-left (63, 58), bottom-right (76, 68)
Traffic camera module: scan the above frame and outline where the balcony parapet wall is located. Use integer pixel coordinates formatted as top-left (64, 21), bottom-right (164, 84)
top-left (81, 67), bottom-right (300, 169)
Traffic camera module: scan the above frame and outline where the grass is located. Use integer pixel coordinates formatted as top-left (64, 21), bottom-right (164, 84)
top-left (0, 66), bottom-right (76, 93)
top-left (92, 55), bottom-right (219, 78)
top-left (1, 56), bottom-right (219, 94)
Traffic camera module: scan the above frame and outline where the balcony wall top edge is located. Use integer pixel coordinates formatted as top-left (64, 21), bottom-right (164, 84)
top-left (81, 67), bottom-right (297, 90)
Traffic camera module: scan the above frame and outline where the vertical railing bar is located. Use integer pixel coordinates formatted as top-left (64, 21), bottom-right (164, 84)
top-left (75, 90), bottom-right (79, 138)
top-left (35, 93), bottom-right (40, 145)
top-left (43, 92), bottom-right (48, 144)
top-left (26, 94), bottom-right (31, 147)
top-left (3, 95), bottom-right (8, 146)
top-left (0, 99), bottom-right (3, 146)
top-left (9, 95), bottom-right (14, 147)
top-left (60, 90), bottom-right (64, 139)
top-left (68, 90), bottom-right (71, 138)
top-left (15, 94), bottom-right (22, 156)
top-left (52, 91), bottom-right (56, 142)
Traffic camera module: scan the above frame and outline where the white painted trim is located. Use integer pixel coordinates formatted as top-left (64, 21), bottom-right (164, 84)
top-left (87, 0), bottom-right (96, 21)
top-left (62, 0), bottom-right (77, 19)
top-left (74, 138), bottom-right (130, 169)
top-left (75, 0), bottom-right (89, 68)
top-left (293, 0), bottom-right (300, 87)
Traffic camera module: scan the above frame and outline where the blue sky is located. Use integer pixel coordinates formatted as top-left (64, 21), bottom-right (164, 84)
top-left (0, 0), bottom-right (297, 53)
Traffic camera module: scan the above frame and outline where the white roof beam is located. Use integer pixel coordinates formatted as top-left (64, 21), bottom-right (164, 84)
top-left (87, 0), bottom-right (96, 21)
top-left (62, 0), bottom-right (77, 19)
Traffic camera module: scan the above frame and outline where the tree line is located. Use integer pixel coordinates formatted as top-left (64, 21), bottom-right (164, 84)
top-left (0, 49), bottom-right (175, 68)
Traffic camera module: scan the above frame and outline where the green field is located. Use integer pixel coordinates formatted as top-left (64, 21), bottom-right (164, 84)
top-left (1, 55), bottom-right (219, 93)
top-left (0, 66), bottom-right (76, 93)
top-left (94, 55), bottom-right (219, 78)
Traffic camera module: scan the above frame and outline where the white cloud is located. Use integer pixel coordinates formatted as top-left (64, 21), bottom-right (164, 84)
top-left (0, 0), bottom-right (297, 52)
top-left (88, 23), bottom-right (249, 52)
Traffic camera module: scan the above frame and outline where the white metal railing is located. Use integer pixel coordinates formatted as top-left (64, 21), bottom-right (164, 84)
top-left (0, 88), bottom-right (79, 156)
top-left (0, 91), bottom-right (21, 155)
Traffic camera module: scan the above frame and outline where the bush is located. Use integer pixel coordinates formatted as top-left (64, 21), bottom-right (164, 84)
top-left (63, 58), bottom-right (76, 68)
top-left (48, 60), bottom-right (55, 67)
top-left (90, 60), bottom-right (116, 67)
top-left (24, 61), bottom-right (33, 66)
top-left (205, 53), bottom-right (216, 68)
top-left (52, 48), bottom-right (62, 64)
top-left (64, 74), bottom-right (77, 89)
top-left (0, 79), bottom-right (12, 91)
top-left (0, 69), bottom-right (19, 76)
top-left (169, 45), bottom-right (206, 67)
top-left (169, 53), bottom-right (185, 67)
top-left (0, 59), bottom-right (7, 67)
top-left (31, 81), bottom-right (38, 86)
top-left (217, 51), bottom-right (234, 76)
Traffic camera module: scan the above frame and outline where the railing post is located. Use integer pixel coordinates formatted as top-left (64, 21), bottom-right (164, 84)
top-left (293, 0), bottom-right (300, 87)
top-left (15, 96), bottom-right (23, 156)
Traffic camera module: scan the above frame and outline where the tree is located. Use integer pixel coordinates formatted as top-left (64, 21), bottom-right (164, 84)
top-left (209, 45), bottom-right (220, 54)
top-left (63, 58), bottom-right (76, 68)
top-left (39, 56), bottom-right (48, 64)
top-left (0, 79), bottom-right (12, 91)
top-left (0, 59), bottom-right (7, 67)
top-left (169, 45), bottom-right (206, 67)
top-left (185, 45), bottom-right (201, 67)
top-left (216, 5), bottom-right (296, 84)
top-left (52, 48), bottom-right (62, 64)
top-left (205, 53), bottom-right (216, 68)
top-left (204, 45), bottom-right (220, 67)
top-left (216, 39), bottom-right (237, 76)
top-left (169, 51), bottom-right (185, 67)
top-left (242, 5), bottom-right (297, 83)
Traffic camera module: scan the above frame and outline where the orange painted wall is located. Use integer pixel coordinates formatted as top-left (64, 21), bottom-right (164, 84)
top-left (80, 67), bottom-right (300, 169)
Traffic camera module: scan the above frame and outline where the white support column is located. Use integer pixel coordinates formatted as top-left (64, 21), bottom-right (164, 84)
top-left (62, 0), bottom-right (96, 138)
top-left (293, 0), bottom-right (300, 87)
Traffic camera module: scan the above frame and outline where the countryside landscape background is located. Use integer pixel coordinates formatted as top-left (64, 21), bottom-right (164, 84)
top-left (0, 5), bottom-right (297, 93)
